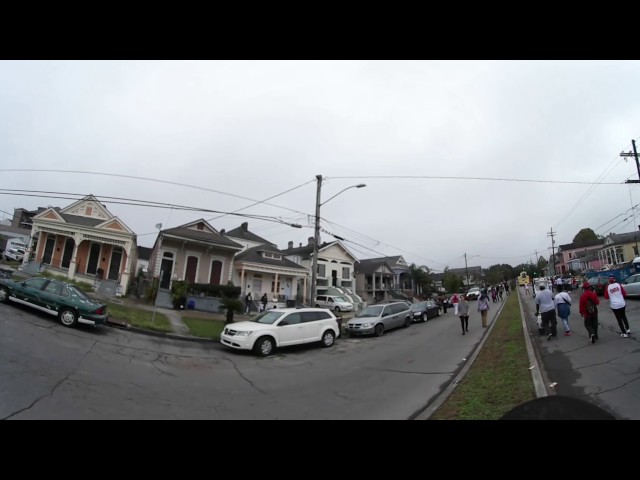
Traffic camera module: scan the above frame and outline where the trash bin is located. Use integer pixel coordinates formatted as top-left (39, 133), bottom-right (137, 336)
top-left (286, 299), bottom-right (296, 308)
top-left (187, 299), bottom-right (196, 310)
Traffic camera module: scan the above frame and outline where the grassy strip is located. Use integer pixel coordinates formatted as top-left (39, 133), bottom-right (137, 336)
top-left (106, 302), bottom-right (172, 333)
top-left (182, 317), bottom-right (226, 339)
top-left (431, 292), bottom-right (535, 420)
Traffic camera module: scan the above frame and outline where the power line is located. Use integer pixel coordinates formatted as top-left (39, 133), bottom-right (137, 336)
top-left (327, 175), bottom-right (621, 185)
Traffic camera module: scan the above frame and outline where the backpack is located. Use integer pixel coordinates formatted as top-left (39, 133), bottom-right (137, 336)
top-left (586, 299), bottom-right (596, 315)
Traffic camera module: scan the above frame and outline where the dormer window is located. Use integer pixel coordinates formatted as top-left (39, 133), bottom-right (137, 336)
top-left (263, 251), bottom-right (282, 260)
top-left (85, 206), bottom-right (93, 216)
top-left (197, 222), bottom-right (204, 230)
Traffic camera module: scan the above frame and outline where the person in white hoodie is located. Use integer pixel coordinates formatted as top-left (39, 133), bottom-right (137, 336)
top-left (604, 275), bottom-right (631, 338)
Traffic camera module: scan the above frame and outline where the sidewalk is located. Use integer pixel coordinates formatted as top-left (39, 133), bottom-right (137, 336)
top-left (519, 286), bottom-right (640, 419)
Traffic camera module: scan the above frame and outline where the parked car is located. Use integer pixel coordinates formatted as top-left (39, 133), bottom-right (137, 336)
top-left (378, 299), bottom-right (412, 307)
top-left (220, 307), bottom-right (339, 357)
top-left (465, 287), bottom-right (481, 300)
top-left (410, 300), bottom-right (440, 322)
top-left (623, 273), bottom-right (640, 297)
top-left (314, 294), bottom-right (354, 313)
top-left (0, 277), bottom-right (108, 327)
top-left (346, 301), bottom-right (411, 337)
top-left (3, 248), bottom-right (25, 262)
top-left (587, 276), bottom-right (610, 296)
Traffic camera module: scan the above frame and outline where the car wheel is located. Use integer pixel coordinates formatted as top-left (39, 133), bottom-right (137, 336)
top-left (253, 336), bottom-right (275, 357)
top-left (314, 304), bottom-right (320, 308)
top-left (374, 323), bottom-right (384, 337)
top-left (321, 330), bottom-right (335, 348)
top-left (403, 317), bottom-right (411, 328)
top-left (335, 306), bottom-right (341, 313)
top-left (59, 308), bottom-right (78, 327)
top-left (421, 313), bottom-right (427, 322)
top-left (0, 287), bottom-right (9, 303)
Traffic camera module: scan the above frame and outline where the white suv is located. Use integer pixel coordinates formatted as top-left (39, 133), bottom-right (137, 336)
top-left (220, 308), bottom-right (340, 357)
top-left (4, 248), bottom-right (25, 262)
top-left (314, 294), bottom-right (353, 313)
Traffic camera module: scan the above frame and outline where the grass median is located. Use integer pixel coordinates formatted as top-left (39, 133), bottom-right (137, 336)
top-left (106, 302), bottom-right (172, 333)
top-left (431, 291), bottom-right (535, 420)
top-left (182, 317), bottom-right (226, 339)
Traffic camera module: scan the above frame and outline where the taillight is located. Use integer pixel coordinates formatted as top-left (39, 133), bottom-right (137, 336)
top-left (95, 306), bottom-right (106, 315)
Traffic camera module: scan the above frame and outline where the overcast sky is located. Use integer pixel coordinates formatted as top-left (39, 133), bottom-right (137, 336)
top-left (1, 60), bottom-right (639, 271)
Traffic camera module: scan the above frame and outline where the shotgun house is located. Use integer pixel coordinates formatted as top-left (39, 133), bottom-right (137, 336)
top-left (23, 195), bottom-right (137, 295)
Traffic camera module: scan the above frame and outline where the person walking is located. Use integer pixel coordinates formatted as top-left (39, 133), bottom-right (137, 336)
top-left (477, 289), bottom-right (491, 327)
top-left (458, 295), bottom-right (470, 335)
top-left (260, 293), bottom-right (268, 312)
top-left (452, 292), bottom-right (460, 316)
top-left (524, 282), bottom-right (530, 295)
top-left (244, 292), bottom-right (252, 314)
top-left (604, 275), bottom-right (631, 338)
top-left (535, 283), bottom-right (557, 341)
top-left (579, 281), bottom-right (600, 344)
top-left (554, 284), bottom-right (572, 336)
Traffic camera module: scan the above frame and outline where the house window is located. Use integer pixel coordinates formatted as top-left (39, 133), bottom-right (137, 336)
top-left (271, 280), bottom-right (280, 293)
top-left (197, 222), bottom-right (204, 230)
top-left (263, 252), bottom-right (282, 260)
top-left (85, 206), bottom-right (93, 216)
top-left (317, 264), bottom-right (326, 277)
top-left (634, 246), bottom-right (639, 256)
top-left (342, 267), bottom-right (350, 279)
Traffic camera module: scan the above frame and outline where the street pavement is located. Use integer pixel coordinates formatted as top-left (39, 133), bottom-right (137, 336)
top-left (518, 285), bottom-right (640, 419)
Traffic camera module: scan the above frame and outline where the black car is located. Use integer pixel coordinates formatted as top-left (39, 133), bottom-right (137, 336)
top-left (587, 276), bottom-right (610, 296)
top-left (410, 301), bottom-right (440, 322)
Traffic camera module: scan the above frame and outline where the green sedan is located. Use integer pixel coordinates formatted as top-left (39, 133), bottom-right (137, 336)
top-left (0, 277), bottom-right (108, 327)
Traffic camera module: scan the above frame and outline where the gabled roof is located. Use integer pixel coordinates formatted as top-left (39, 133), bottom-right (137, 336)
top-left (355, 258), bottom-right (393, 274)
top-left (558, 238), bottom-right (604, 250)
top-left (162, 226), bottom-right (242, 250)
top-left (235, 244), bottom-right (307, 270)
top-left (280, 240), bottom-right (358, 262)
top-left (363, 255), bottom-right (409, 270)
top-left (225, 222), bottom-right (276, 246)
top-left (603, 231), bottom-right (640, 247)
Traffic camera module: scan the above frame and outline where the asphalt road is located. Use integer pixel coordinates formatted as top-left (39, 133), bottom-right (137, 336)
top-left (520, 287), bottom-right (640, 419)
top-left (0, 300), bottom-right (500, 420)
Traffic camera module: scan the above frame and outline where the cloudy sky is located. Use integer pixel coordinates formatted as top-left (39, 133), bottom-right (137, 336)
top-left (1, 60), bottom-right (639, 272)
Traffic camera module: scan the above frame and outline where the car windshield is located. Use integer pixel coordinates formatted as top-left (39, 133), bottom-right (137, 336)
top-left (357, 306), bottom-right (383, 317)
top-left (411, 302), bottom-right (427, 311)
top-left (250, 311), bottom-right (285, 324)
top-left (334, 296), bottom-right (349, 303)
top-left (468, 288), bottom-right (480, 293)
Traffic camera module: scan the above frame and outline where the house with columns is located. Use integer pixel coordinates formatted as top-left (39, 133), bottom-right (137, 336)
top-left (23, 195), bottom-right (137, 295)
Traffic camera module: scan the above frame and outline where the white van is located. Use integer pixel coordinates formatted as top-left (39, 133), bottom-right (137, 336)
top-left (314, 294), bottom-right (353, 313)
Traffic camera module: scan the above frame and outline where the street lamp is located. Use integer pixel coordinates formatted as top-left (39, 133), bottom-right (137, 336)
top-left (309, 175), bottom-right (366, 306)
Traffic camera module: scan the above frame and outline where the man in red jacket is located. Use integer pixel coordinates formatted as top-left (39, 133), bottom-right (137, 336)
top-left (579, 281), bottom-right (600, 344)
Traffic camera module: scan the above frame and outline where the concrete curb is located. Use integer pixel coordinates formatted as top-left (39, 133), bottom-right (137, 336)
top-left (108, 323), bottom-right (220, 345)
top-left (414, 296), bottom-right (508, 420)
top-left (516, 288), bottom-right (548, 398)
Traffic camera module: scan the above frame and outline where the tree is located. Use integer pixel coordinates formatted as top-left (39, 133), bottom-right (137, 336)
top-left (573, 228), bottom-right (599, 246)
top-left (442, 269), bottom-right (464, 293)
top-left (409, 263), bottom-right (433, 296)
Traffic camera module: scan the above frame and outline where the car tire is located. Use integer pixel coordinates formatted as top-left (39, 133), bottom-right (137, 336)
top-left (421, 313), bottom-right (428, 322)
top-left (0, 286), bottom-right (9, 303)
top-left (253, 336), bottom-right (275, 357)
top-left (321, 330), bottom-right (335, 348)
top-left (314, 304), bottom-right (320, 308)
top-left (374, 323), bottom-right (384, 337)
top-left (403, 317), bottom-right (411, 328)
top-left (335, 306), bottom-right (341, 313)
top-left (59, 308), bottom-right (78, 327)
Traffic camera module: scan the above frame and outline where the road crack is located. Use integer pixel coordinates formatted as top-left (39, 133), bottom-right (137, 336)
top-left (224, 357), bottom-right (267, 394)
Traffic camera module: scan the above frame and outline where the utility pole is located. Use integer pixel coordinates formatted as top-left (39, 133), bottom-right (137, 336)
top-left (547, 228), bottom-right (557, 276)
top-left (309, 175), bottom-right (322, 307)
top-left (621, 139), bottom-right (640, 184)
top-left (464, 253), bottom-right (470, 287)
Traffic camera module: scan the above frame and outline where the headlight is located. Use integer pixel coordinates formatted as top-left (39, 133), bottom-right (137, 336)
top-left (413, 312), bottom-right (421, 316)
top-left (361, 322), bottom-right (373, 327)
top-left (235, 331), bottom-right (252, 337)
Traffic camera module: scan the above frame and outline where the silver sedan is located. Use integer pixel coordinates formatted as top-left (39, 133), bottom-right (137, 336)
top-left (623, 274), bottom-right (640, 298)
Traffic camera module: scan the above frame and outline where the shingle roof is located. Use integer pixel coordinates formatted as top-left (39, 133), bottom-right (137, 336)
top-left (559, 238), bottom-right (604, 250)
top-left (137, 246), bottom-right (153, 260)
top-left (58, 212), bottom-right (104, 227)
top-left (235, 244), bottom-right (307, 270)
top-left (355, 258), bottom-right (392, 274)
top-left (162, 227), bottom-right (242, 249)
top-left (225, 223), bottom-right (275, 246)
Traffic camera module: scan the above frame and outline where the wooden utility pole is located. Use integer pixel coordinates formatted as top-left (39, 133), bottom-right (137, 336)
top-left (547, 228), bottom-right (557, 276)
top-left (621, 140), bottom-right (640, 183)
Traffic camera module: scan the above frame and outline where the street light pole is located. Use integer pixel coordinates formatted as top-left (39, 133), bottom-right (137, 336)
top-left (309, 175), bottom-right (323, 307)
top-left (308, 176), bottom-right (366, 307)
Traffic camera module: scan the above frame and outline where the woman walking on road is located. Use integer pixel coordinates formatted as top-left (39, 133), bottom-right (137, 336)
top-left (478, 289), bottom-right (491, 328)
top-left (458, 295), bottom-right (470, 334)
top-left (554, 284), bottom-right (572, 336)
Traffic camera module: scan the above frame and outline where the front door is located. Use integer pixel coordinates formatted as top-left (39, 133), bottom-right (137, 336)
top-left (160, 257), bottom-right (173, 289)
top-left (87, 243), bottom-right (101, 275)
top-left (209, 260), bottom-right (222, 285)
top-left (108, 247), bottom-right (123, 280)
top-left (42, 236), bottom-right (55, 265)
top-left (185, 256), bottom-right (198, 284)
top-left (61, 238), bottom-right (74, 269)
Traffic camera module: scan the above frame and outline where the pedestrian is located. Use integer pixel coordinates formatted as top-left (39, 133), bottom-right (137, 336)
top-left (458, 295), bottom-right (470, 335)
top-left (439, 294), bottom-right (448, 315)
top-left (554, 284), bottom-right (572, 336)
top-left (477, 289), bottom-right (491, 327)
top-left (579, 281), bottom-right (600, 344)
top-left (555, 276), bottom-right (563, 293)
top-left (452, 292), bottom-right (460, 316)
top-left (524, 282), bottom-right (530, 295)
top-left (260, 293), bottom-right (268, 312)
top-left (244, 292), bottom-right (252, 314)
top-left (604, 274), bottom-right (631, 338)
top-left (535, 282), bottom-right (557, 341)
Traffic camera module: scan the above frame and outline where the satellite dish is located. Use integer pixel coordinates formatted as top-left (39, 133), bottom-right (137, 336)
top-left (155, 223), bottom-right (162, 230)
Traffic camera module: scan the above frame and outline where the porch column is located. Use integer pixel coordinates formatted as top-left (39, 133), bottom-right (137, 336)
top-left (119, 243), bottom-right (133, 296)
top-left (21, 227), bottom-right (38, 267)
top-left (240, 267), bottom-right (245, 295)
top-left (303, 276), bottom-right (307, 305)
top-left (274, 273), bottom-right (279, 301)
top-left (68, 238), bottom-right (80, 279)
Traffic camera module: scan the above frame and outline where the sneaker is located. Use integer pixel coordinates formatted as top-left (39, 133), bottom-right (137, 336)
top-left (548, 333), bottom-right (553, 341)
top-left (564, 331), bottom-right (571, 336)
top-left (590, 334), bottom-right (595, 344)
top-left (462, 331), bottom-right (465, 335)
top-left (621, 333), bottom-right (629, 338)
top-left (626, 329), bottom-right (631, 335)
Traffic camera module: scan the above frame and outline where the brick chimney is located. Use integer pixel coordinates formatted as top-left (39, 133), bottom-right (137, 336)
top-left (220, 229), bottom-right (225, 235)
top-left (308, 237), bottom-right (315, 245)
top-left (241, 222), bottom-right (248, 231)
top-left (288, 241), bottom-right (293, 249)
